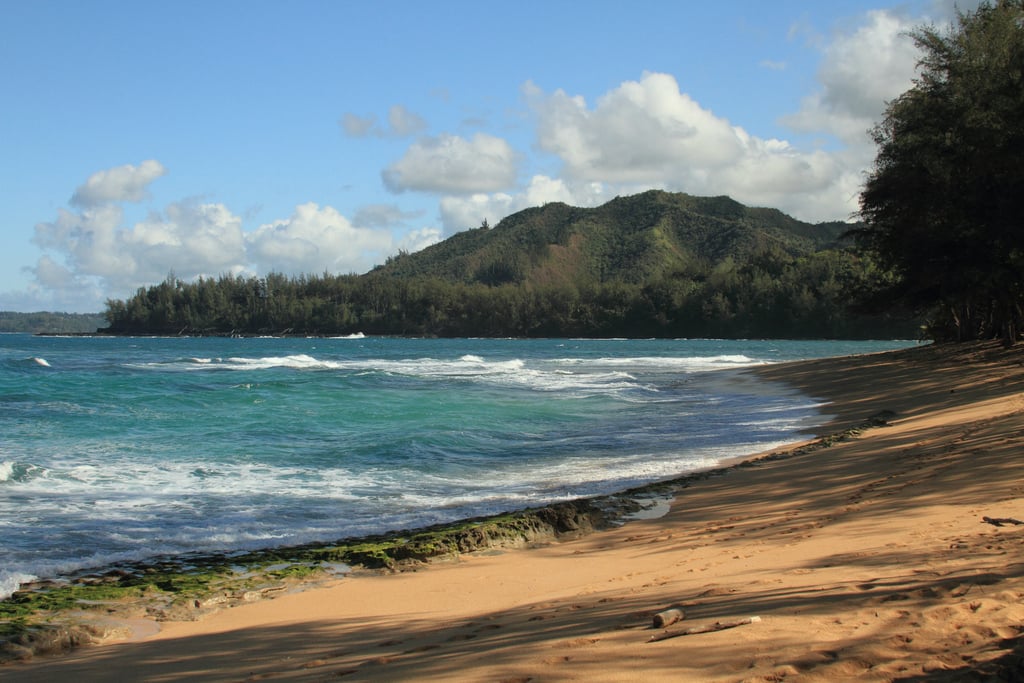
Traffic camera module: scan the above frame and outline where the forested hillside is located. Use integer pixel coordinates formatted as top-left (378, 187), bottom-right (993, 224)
top-left (372, 191), bottom-right (848, 286)
top-left (103, 191), bottom-right (917, 339)
top-left (0, 311), bottom-right (107, 334)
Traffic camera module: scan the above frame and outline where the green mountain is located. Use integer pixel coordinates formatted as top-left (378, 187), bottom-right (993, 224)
top-left (372, 190), bottom-right (849, 287)
top-left (102, 190), bottom-right (915, 339)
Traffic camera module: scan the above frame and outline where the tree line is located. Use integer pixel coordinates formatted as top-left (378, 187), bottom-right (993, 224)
top-left (105, 3), bottom-right (1024, 344)
top-left (101, 246), bottom-right (915, 339)
top-left (855, 0), bottom-right (1024, 344)
top-left (0, 311), bottom-right (107, 334)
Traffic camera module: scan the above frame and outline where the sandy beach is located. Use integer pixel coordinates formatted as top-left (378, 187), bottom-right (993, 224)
top-left (4, 340), bottom-right (1024, 682)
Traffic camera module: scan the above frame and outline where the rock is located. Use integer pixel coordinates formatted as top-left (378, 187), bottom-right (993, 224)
top-left (0, 641), bottom-right (34, 663)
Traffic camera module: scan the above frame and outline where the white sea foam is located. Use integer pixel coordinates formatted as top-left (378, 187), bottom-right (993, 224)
top-left (164, 352), bottom-right (653, 397)
top-left (0, 428), bottom-right (813, 600)
top-left (0, 571), bottom-right (39, 601)
top-left (0, 336), bottom-right (920, 599)
top-left (0, 460), bottom-right (48, 484)
top-left (552, 354), bottom-right (760, 372)
top-left (135, 351), bottom-right (753, 401)
top-left (224, 354), bottom-right (328, 370)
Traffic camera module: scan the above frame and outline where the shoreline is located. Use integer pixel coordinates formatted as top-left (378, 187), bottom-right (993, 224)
top-left (0, 408), bottom-right (882, 658)
top-left (4, 340), bottom-right (1024, 681)
top-left (0, 342), bottom-right (871, 614)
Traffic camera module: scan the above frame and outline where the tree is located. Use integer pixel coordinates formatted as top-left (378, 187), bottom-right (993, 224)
top-left (855, 0), bottom-right (1024, 343)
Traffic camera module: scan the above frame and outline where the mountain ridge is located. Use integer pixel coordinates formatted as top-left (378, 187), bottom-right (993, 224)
top-left (370, 189), bottom-right (850, 287)
top-left (100, 189), bottom-right (914, 339)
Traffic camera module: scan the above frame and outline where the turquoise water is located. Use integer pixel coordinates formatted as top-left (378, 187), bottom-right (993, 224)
top-left (0, 335), bottom-right (918, 597)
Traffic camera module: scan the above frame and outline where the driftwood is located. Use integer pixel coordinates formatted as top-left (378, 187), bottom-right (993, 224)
top-left (647, 616), bottom-right (761, 642)
top-left (652, 607), bottom-right (685, 628)
top-left (982, 516), bottom-right (1024, 527)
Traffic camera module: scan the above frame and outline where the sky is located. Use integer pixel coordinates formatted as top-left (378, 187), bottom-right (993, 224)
top-left (0, 0), bottom-right (976, 313)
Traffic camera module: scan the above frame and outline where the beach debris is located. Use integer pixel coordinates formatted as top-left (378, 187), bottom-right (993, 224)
top-left (652, 607), bottom-right (685, 628)
top-left (647, 616), bottom-right (761, 642)
top-left (982, 516), bottom-right (1024, 527)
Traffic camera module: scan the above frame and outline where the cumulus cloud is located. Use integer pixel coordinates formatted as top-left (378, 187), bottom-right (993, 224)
top-left (27, 161), bottom-right (420, 310)
top-left (382, 133), bottom-right (519, 194)
top-left (16, 256), bottom-right (105, 312)
top-left (20, 3), bottom-right (974, 311)
top-left (527, 71), bottom-right (863, 221)
top-left (33, 205), bottom-right (135, 279)
top-left (534, 72), bottom-right (742, 184)
top-left (70, 160), bottom-right (166, 208)
top-left (247, 202), bottom-right (393, 275)
top-left (782, 10), bottom-right (921, 148)
top-left (439, 193), bottom-right (514, 234)
top-left (32, 255), bottom-right (85, 290)
top-left (396, 226), bottom-right (443, 254)
top-left (504, 6), bottom-right (981, 226)
top-left (121, 202), bottom-right (249, 283)
top-left (438, 175), bottom-right (606, 234)
top-left (33, 198), bottom-right (249, 291)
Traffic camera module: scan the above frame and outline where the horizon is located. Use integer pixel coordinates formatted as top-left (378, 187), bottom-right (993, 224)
top-left (1, 1), bottom-right (976, 313)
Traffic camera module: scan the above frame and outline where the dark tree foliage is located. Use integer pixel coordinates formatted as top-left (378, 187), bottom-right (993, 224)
top-left (102, 190), bottom-right (919, 339)
top-left (101, 252), bottom-right (915, 340)
top-left (855, 0), bottom-right (1024, 343)
top-left (0, 311), bottom-right (106, 334)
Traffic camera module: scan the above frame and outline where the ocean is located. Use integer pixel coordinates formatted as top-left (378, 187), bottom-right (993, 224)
top-left (0, 334), bottom-right (917, 598)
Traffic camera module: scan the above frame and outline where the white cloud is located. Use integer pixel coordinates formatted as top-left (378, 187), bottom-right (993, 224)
top-left (438, 175), bottom-right (606, 234)
top-left (33, 199), bottom-right (249, 292)
top-left (528, 72), bottom-right (863, 221)
top-left (382, 133), bottom-right (519, 194)
top-left (439, 193), bottom-right (515, 234)
top-left (533, 73), bottom-right (734, 184)
top-left (782, 10), bottom-right (921, 148)
top-left (247, 202), bottom-right (393, 275)
top-left (396, 226), bottom-right (443, 254)
top-left (29, 196), bottom-right (407, 308)
top-left (18, 3), bottom-right (978, 312)
top-left (33, 204), bottom-right (136, 279)
top-left (70, 160), bottom-right (166, 208)
top-left (32, 255), bottom-right (83, 290)
top-left (15, 256), bottom-right (105, 313)
top-left (121, 202), bottom-right (249, 283)
top-left (28, 162), bottom-right (420, 309)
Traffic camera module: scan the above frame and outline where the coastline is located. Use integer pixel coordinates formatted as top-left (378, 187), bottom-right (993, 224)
top-left (4, 340), bottom-right (1024, 681)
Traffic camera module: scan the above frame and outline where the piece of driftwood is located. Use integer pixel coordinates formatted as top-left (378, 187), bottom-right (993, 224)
top-left (652, 607), bottom-right (685, 628)
top-left (647, 616), bottom-right (761, 642)
top-left (982, 516), bottom-right (1024, 527)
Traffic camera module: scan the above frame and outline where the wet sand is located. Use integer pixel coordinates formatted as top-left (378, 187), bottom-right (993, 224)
top-left (4, 340), bottom-right (1024, 682)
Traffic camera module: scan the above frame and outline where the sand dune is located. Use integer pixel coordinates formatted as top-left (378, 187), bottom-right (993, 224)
top-left (4, 341), bottom-right (1024, 682)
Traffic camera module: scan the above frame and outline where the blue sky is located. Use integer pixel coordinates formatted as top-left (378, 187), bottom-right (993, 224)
top-left (1, 0), bottom-right (972, 312)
